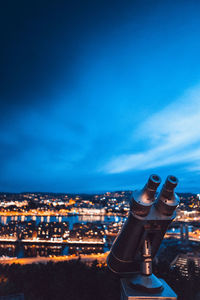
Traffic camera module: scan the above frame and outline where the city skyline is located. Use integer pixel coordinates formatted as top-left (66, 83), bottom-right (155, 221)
top-left (1, 1), bottom-right (200, 193)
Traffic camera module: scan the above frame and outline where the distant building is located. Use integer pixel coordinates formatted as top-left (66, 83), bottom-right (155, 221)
top-left (170, 253), bottom-right (200, 277)
top-left (78, 208), bottom-right (106, 215)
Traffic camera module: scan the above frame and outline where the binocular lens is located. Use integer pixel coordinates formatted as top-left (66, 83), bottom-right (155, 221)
top-left (165, 175), bottom-right (178, 190)
top-left (147, 174), bottom-right (161, 190)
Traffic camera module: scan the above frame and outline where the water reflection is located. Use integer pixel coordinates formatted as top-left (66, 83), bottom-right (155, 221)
top-left (0, 244), bottom-right (16, 257)
top-left (0, 214), bottom-right (124, 227)
top-left (0, 214), bottom-right (125, 258)
top-left (0, 243), bottom-right (105, 258)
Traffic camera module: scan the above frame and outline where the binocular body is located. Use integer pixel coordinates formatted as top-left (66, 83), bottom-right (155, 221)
top-left (107, 175), bottom-right (180, 276)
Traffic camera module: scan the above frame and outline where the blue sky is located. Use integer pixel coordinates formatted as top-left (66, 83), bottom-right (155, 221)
top-left (1, 0), bottom-right (200, 193)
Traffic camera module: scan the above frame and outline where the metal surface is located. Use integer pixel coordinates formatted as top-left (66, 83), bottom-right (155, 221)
top-left (155, 176), bottom-right (179, 216)
top-left (129, 238), bottom-right (163, 293)
top-left (107, 174), bottom-right (179, 299)
top-left (121, 278), bottom-right (177, 300)
top-left (141, 239), bottom-right (152, 276)
top-left (129, 274), bottom-right (163, 293)
top-left (107, 175), bottom-right (180, 276)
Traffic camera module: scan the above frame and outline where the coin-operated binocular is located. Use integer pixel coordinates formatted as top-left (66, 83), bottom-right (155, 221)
top-left (107, 175), bottom-right (179, 299)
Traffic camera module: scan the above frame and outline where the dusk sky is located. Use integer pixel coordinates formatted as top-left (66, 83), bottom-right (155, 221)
top-left (1, 0), bottom-right (200, 193)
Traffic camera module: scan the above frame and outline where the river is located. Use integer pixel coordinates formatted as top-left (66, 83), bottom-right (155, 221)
top-left (0, 214), bottom-right (124, 229)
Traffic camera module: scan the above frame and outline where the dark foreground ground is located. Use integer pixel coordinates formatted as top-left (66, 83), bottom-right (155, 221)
top-left (0, 260), bottom-right (120, 300)
top-left (0, 259), bottom-right (200, 300)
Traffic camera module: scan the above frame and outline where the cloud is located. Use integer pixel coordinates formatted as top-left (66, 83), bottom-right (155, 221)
top-left (104, 85), bottom-right (200, 173)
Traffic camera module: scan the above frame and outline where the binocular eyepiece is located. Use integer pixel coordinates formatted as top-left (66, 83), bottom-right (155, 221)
top-left (155, 175), bottom-right (179, 216)
top-left (130, 174), bottom-right (178, 217)
top-left (130, 174), bottom-right (161, 217)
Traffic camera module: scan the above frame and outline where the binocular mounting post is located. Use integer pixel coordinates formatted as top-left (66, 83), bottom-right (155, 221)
top-left (120, 238), bottom-right (177, 299)
top-left (129, 238), bottom-right (163, 293)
